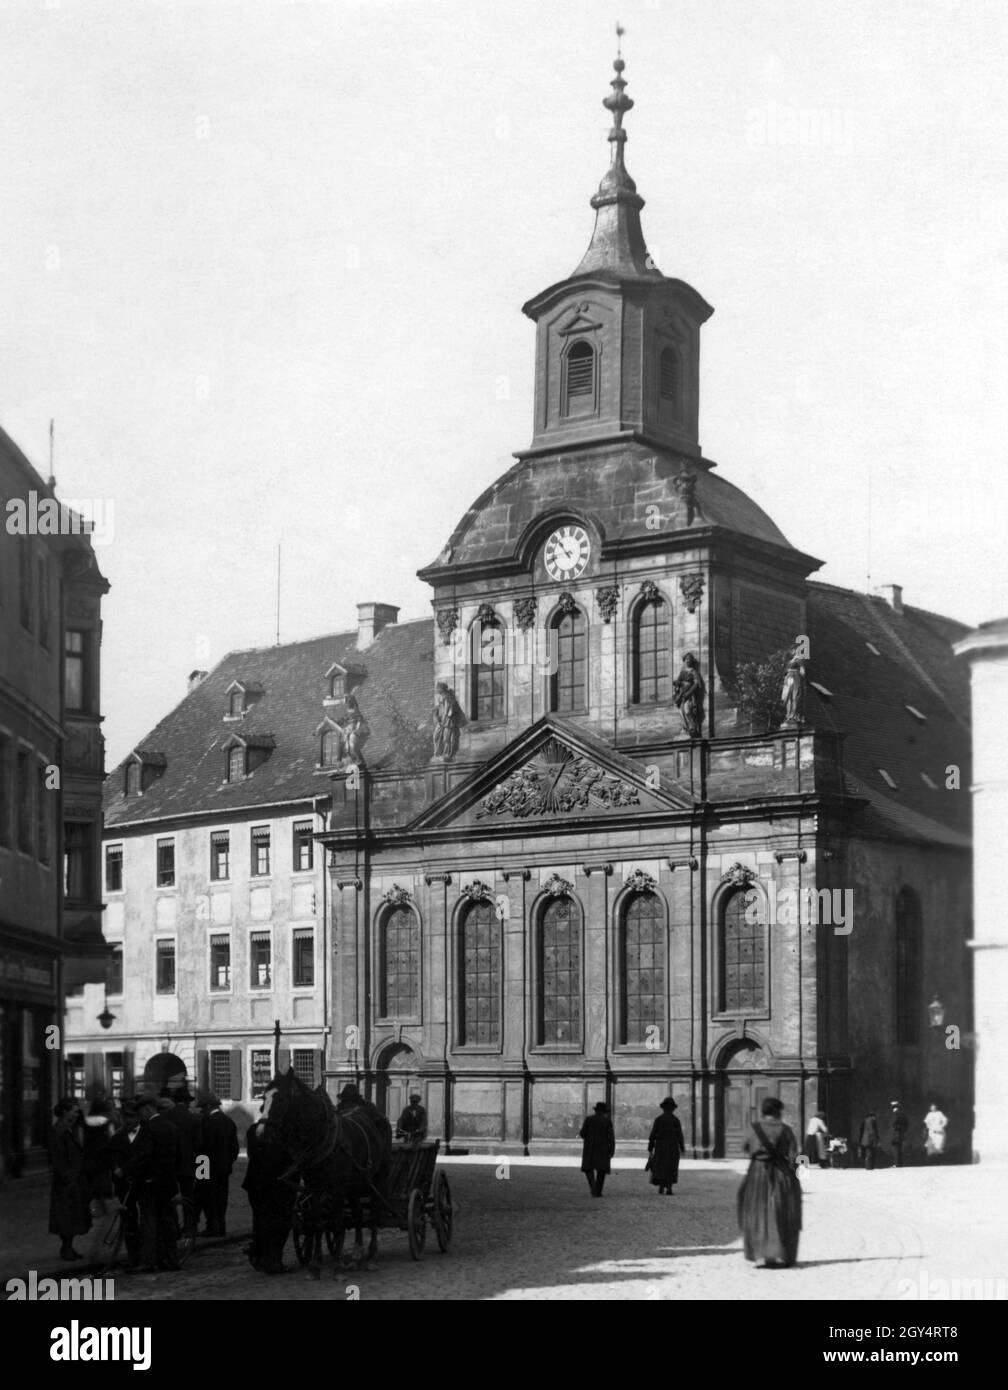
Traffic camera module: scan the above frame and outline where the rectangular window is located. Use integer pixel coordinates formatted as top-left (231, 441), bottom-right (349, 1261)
top-left (65, 630), bottom-right (86, 710)
top-left (250, 931), bottom-right (271, 988)
top-left (292, 928), bottom-right (314, 988)
top-left (105, 1052), bottom-right (125, 1100)
top-left (17, 750), bottom-right (32, 853)
top-left (210, 934), bottom-right (231, 991)
top-left (105, 844), bottom-right (123, 893)
top-left (37, 553), bottom-right (50, 648)
top-left (210, 830), bottom-right (230, 881)
top-left (125, 762), bottom-right (141, 798)
top-left (156, 837), bottom-right (175, 888)
top-left (291, 1049), bottom-right (316, 1087)
top-left (250, 1049), bottom-right (272, 1097)
top-left (292, 820), bottom-right (313, 872)
top-left (250, 825), bottom-right (270, 877)
top-left (210, 1052), bottom-right (232, 1101)
top-left (64, 821), bottom-right (94, 900)
top-left (156, 939), bottom-right (176, 994)
top-left (19, 539), bottom-right (33, 631)
top-left (107, 943), bottom-right (124, 996)
top-left (65, 1055), bottom-right (86, 1100)
top-left (36, 762), bottom-right (50, 864)
top-left (227, 746), bottom-right (244, 782)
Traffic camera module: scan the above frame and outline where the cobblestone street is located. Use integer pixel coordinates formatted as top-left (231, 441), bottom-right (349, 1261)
top-left (59, 1158), bottom-right (1004, 1303)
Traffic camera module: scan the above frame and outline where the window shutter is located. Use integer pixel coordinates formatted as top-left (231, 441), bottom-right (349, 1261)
top-left (123, 1049), bottom-right (134, 1097)
top-left (85, 1051), bottom-right (104, 1095)
top-left (314, 1049), bottom-right (324, 1087)
top-left (229, 1047), bottom-right (243, 1101)
top-left (278, 1046), bottom-right (291, 1075)
top-left (196, 1048), bottom-right (209, 1095)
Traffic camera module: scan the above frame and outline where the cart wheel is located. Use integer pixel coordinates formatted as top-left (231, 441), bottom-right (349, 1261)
top-left (432, 1171), bottom-right (453, 1252)
top-left (406, 1188), bottom-right (426, 1260)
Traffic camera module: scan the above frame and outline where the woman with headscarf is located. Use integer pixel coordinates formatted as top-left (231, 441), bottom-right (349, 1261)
top-left (737, 1096), bottom-right (802, 1268)
top-left (48, 1098), bottom-right (91, 1261)
top-left (647, 1098), bottom-right (686, 1195)
top-left (803, 1110), bottom-right (829, 1169)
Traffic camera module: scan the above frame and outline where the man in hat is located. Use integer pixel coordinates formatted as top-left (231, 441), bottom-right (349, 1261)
top-left (162, 1086), bottom-right (201, 1239)
top-left (858, 1110), bottom-right (880, 1170)
top-left (890, 1101), bottom-right (910, 1168)
top-left (195, 1092), bottom-right (239, 1236)
top-left (579, 1102), bottom-right (616, 1197)
top-left (647, 1098), bottom-right (686, 1195)
top-left (396, 1092), bottom-right (428, 1142)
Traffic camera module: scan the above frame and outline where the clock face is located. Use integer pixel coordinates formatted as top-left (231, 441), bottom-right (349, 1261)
top-left (544, 525), bottom-right (591, 582)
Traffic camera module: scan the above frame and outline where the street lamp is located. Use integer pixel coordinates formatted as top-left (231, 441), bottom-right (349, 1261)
top-left (97, 1007), bottom-right (116, 1031)
top-left (928, 995), bottom-right (946, 1029)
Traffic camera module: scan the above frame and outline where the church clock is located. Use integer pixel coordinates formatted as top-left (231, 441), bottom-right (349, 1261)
top-left (544, 525), bottom-right (591, 581)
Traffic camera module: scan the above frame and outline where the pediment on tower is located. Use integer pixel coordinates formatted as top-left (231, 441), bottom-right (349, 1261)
top-left (407, 716), bottom-right (692, 833)
top-left (556, 302), bottom-right (607, 337)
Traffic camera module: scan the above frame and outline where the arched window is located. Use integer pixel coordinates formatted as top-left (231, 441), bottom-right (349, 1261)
top-left (659, 346), bottom-right (680, 405)
top-left (620, 891), bottom-right (666, 1045)
top-left (719, 887), bottom-right (766, 1013)
top-left (564, 339), bottom-right (595, 415)
top-left (550, 606), bottom-right (587, 713)
top-left (895, 887), bottom-right (922, 1045)
top-left (536, 895), bottom-right (582, 1046)
top-left (379, 905), bottom-right (420, 1019)
top-left (472, 618), bottom-right (505, 722)
top-left (320, 727), bottom-right (342, 768)
top-left (632, 594), bottom-right (671, 703)
top-left (227, 745), bottom-right (245, 782)
top-left (458, 899), bottom-right (500, 1046)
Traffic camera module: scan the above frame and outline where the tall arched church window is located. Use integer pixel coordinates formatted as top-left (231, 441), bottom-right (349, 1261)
top-left (550, 606), bottom-right (587, 713)
top-left (472, 618), bottom-right (506, 722)
top-left (632, 594), bottom-right (671, 703)
top-left (620, 891), bottom-right (666, 1045)
top-left (536, 895), bottom-right (582, 1045)
top-left (895, 887), bottom-right (922, 1045)
top-left (719, 887), bottom-right (766, 1012)
top-left (458, 899), bottom-right (501, 1047)
top-left (379, 905), bottom-right (420, 1019)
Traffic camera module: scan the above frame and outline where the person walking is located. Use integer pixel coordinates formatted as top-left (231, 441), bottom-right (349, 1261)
top-left (923, 1103), bottom-right (949, 1164)
top-left (579, 1101), bottom-right (615, 1197)
top-left (396, 1092), bottom-right (428, 1142)
top-left (858, 1111), bottom-right (880, 1170)
top-left (647, 1097), bottom-right (685, 1195)
top-left (804, 1111), bottom-right (830, 1169)
top-left (890, 1101), bottom-right (910, 1167)
top-left (48, 1099), bottom-right (91, 1261)
top-left (196, 1092), bottom-right (239, 1236)
top-left (737, 1096), bottom-right (802, 1268)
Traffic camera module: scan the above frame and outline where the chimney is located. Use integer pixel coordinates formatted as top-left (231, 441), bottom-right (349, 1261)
top-left (187, 669), bottom-right (209, 694)
top-left (356, 602), bottom-right (400, 651)
top-left (877, 584), bottom-right (904, 615)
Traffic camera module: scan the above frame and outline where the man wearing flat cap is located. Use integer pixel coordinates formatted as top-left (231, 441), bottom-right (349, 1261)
top-left (579, 1101), bottom-right (616, 1197)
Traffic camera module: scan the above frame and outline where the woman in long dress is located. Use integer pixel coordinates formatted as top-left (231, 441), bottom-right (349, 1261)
top-left (737, 1096), bottom-right (802, 1268)
top-left (647, 1097), bottom-right (686, 1195)
top-left (48, 1098), bottom-right (91, 1261)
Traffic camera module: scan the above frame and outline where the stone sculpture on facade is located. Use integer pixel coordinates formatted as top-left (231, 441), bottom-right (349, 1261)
top-left (432, 681), bottom-right (466, 761)
top-left (780, 639), bottom-right (807, 726)
top-left (673, 651), bottom-right (705, 738)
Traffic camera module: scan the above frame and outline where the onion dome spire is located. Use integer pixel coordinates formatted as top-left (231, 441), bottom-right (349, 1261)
top-left (572, 28), bottom-right (661, 279)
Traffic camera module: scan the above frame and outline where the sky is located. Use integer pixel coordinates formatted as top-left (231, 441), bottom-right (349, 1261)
top-left (2, 0), bottom-right (1006, 768)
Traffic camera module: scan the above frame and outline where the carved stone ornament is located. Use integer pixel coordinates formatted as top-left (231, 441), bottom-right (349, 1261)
top-left (596, 586), bottom-right (620, 623)
top-left (514, 597), bottom-right (537, 632)
top-left (624, 869), bottom-right (658, 894)
top-left (679, 573), bottom-right (704, 613)
top-left (557, 591), bottom-right (578, 616)
top-left (639, 580), bottom-right (661, 605)
top-left (720, 862), bottom-right (756, 888)
top-left (543, 873), bottom-right (574, 897)
top-left (436, 608), bottom-right (459, 646)
top-left (381, 884), bottom-right (414, 908)
top-left (475, 603), bottom-right (497, 626)
top-left (475, 738), bottom-right (640, 820)
top-left (672, 467), bottom-right (698, 525)
top-left (461, 879), bottom-right (494, 903)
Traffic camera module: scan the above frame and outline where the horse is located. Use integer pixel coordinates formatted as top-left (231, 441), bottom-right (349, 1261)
top-left (260, 1070), bottom-right (392, 1278)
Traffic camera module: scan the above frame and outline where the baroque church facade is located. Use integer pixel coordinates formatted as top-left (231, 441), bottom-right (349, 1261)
top-left (75, 55), bottom-right (972, 1157)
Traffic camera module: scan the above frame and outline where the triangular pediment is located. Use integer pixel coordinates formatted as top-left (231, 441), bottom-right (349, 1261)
top-left (558, 308), bottom-right (605, 336)
top-left (408, 717), bottom-right (692, 833)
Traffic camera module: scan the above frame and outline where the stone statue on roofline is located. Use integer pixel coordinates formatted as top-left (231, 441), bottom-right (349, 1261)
top-left (432, 681), bottom-right (466, 761)
top-left (780, 639), bottom-right (807, 726)
top-left (673, 652), bottom-right (705, 738)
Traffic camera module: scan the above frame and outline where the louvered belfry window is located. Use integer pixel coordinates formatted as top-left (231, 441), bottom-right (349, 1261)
top-left (566, 340), bottom-right (594, 399)
top-left (659, 345), bottom-right (680, 402)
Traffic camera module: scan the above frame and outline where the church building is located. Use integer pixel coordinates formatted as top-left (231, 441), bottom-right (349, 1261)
top-left (79, 53), bottom-right (972, 1158)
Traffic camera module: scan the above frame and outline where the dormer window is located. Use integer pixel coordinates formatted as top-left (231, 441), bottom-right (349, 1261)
top-left (321, 726), bottom-right (342, 768)
top-left (324, 661), bottom-right (366, 706)
top-left (329, 673), bottom-right (345, 700)
top-left (224, 679), bottom-right (263, 721)
top-left (124, 750), bottom-right (166, 797)
top-left (227, 745), bottom-right (246, 782)
top-left (125, 762), bottom-right (141, 798)
top-left (229, 690), bottom-right (244, 718)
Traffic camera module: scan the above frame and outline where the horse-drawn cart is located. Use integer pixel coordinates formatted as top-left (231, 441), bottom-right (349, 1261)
top-left (292, 1137), bottom-right (453, 1264)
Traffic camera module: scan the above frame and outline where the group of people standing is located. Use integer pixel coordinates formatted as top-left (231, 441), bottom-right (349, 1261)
top-left (856, 1101), bottom-right (950, 1169)
top-left (47, 1089), bottom-right (239, 1270)
top-left (578, 1098), bottom-right (688, 1198)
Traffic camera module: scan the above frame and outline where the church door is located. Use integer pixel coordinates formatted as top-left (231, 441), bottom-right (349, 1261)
top-left (719, 1041), bottom-right (776, 1156)
top-left (374, 1042), bottom-right (416, 1124)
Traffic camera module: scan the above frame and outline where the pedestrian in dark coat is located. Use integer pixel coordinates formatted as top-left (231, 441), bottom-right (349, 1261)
top-left (889, 1101), bottom-right (910, 1168)
top-left (105, 1101), bottom-right (155, 1270)
top-left (196, 1092), bottom-right (239, 1236)
top-left (859, 1112), bottom-right (880, 1170)
top-left (48, 1099), bottom-right (90, 1260)
top-left (579, 1101), bottom-right (615, 1197)
top-left (163, 1087), bottom-right (200, 1237)
top-left (243, 1119), bottom-right (296, 1274)
top-left (647, 1098), bottom-right (686, 1194)
top-left (81, 1096), bottom-right (116, 1203)
top-left (137, 1096), bottom-right (182, 1269)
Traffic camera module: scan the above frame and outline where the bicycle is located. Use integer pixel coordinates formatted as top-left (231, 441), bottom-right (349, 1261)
top-left (101, 1185), bottom-right (196, 1269)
